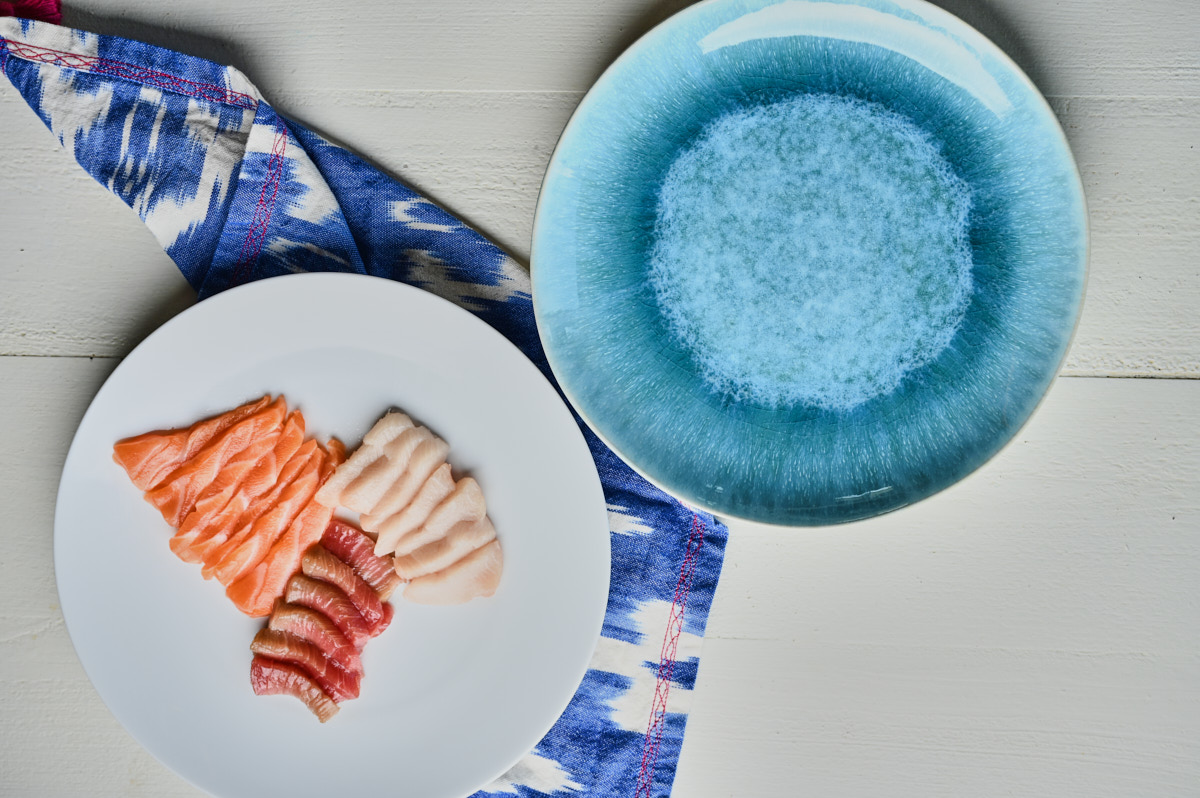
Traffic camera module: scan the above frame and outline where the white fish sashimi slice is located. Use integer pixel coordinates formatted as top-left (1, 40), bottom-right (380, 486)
top-left (392, 477), bottom-right (486, 557)
top-left (340, 427), bottom-right (432, 514)
top-left (371, 462), bottom-right (455, 555)
top-left (314, 443), bottom-right (382, 507)
top-left (314, 412), bottom-right (413, 507)
top-left (362, 412), bottom-right (414, 447)
top-left (362, 436), bottom-right (451, 531)
top-left (393, 516), bottom-right (496, 580)
top-left (403, 539), bottom-right (503, 605)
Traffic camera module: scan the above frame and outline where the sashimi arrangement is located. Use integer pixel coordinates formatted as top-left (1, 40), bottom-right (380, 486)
top-left (113, 397), bottom-right (503, 721)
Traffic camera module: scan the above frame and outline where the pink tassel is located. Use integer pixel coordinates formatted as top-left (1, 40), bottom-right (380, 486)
top-left (0, 0), bottom-right (62, 24)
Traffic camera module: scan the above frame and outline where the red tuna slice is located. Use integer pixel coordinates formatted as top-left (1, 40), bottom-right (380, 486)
top-left (285, 574), bottom-right (372, 648)
top-left (321, 519), bottom-right (401, 601)
top-left (301, 545), bottom-right (390, 636)
top-left (250, 655), bottom-right (338, 723)
top-left (144, 398), bottom-right (287, 527)
top-left (113, 396), bottom-right (270, 491)
top-left (251, 628), bottom-right (360, 702)
top-left (170, 414), bottom-right (306, 562)
top-left (267, 603), bottom-right (361, 675)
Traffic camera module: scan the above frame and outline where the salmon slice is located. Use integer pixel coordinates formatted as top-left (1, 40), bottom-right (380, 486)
top-left (175, 432), bottom-right (311, 564)
top-left (370, 462), bottom-right (454, 554)
top-left (361, 435), bottom-right (450, 530)
top-left (144, 398), bottom-right (287, 527)
top-left (301, 546), bottom-right (389, 634)
top-left (250, 628), bottom-right (360, 702)
top-left (113, 396), bottom-right (269, 491)
top-left (268, 603), bottom-right (361, 674)
top-left (392, 477), bottom-right (486, 557)
top-left (321, 519), bottom-right (402, 600)
top-left (285, 574), bottom-right (372, 648)
top-left (226, 444), bottom-right (343, 616)
top-left (393, 516), bottom-right (496, 581)
top-left (172, 424), bottom-right (282, 545)
top-left (340, 426), bottom-right (432, 514)
top-left (206, 447), bottom-right (325, 585)
top-left (250, 656), bottom-right (338, 722)
top-left (404, 539), bottom-right (503, 605)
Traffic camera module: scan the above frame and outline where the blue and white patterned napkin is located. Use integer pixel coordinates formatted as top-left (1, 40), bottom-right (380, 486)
top-left (1, 17), bottom-right (727, 798)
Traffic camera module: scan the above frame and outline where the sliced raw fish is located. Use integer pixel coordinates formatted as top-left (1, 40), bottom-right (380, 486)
top-left (403, 539), bottom-right (503, 605)
top-left (392, 477), bottom-right (486, 557)
top-left (250, 655), bottom-right (338, 722)
top-left (113, 396), bottom-right (269, 491)
top-left (251, 628), bottom-right (360, 701)
top-left (321, 519), bottom-right (401, 600)
top-left (301, 545), bottom-right (389, 634)
top-left (225, 443), bottom-right (343, 616)
top-left (370, 462), bottom-right (454, 554)
top-left (267, 603), bottom-right (361, 674)
top-left (207, 447), bottom-right (325, 585)
top-left (339, 426), bottom-right (432, 514)
top-left (393, 516), bottom-right (496, 581)
top-left (315, 441), bottom-right (382, 508)
top-left (144, 398), bottom-right (286, 527)
top-left (180, 437), bottom-right (314, 565)
top-left (285, 574), bottom-right (372, 648)
top-left (362, 435), bottom-right (450, 530)
top-left (361, 411), bottom-right (414, 447)
top-left (171, 424), bottom-right (282, 543)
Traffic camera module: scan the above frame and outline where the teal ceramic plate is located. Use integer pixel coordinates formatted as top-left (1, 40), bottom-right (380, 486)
top-left (532, 0), bottom-right (1087, 525)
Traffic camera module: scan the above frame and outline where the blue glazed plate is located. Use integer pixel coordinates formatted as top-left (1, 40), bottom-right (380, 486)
top-left (532, 0), bottom-right (1087, 525)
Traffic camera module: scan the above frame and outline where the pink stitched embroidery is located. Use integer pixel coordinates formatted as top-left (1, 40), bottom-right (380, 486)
top-left (635, 513), bottom-right (706, 798)
top-left (0, 37), bottom-right (257, 108)
top-left (231, 120), bottom-right (288, 286)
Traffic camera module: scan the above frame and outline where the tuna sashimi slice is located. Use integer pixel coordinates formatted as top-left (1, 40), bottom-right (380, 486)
top-left (392, 477), bottom-right (486, 557)
top-left (144, 398), bottom-right (287, 527)
top-left (226, 444), bottom-right (342, 617)
top-left (393, 516), bottom-right (496, 581)
top-left (285, 574), bottom-right (372, 648)
top-left (113, 396), bottom-right (269, 491)
top-left (340, 426), bottom-right (432, 514)
top-left (267, 603), bottom-right (361, 674)
top-left (251, 629), bottom-right (360, 702)
top-left (207, 447), bottom-right (325, 585)
top-left (404, 539), bottom-right (503, 605)
top-left (370, 462), bottom-right (454, 554)
top-left (170, 413), bottom-right (305, 562)
top-left (362, 435), bottom-right (450, 527)
top-left (321, 519), bottom-right (402, 600)
top-left (250, 656), bottom-right (338, 723)
top-left (301, 545), bottom-right (389, 634)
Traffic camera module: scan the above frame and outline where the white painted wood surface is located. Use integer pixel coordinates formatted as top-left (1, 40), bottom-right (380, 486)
top-left (1, 1), bottom-right (1197, 795)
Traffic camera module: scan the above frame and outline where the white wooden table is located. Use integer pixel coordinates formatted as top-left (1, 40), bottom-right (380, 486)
top-left (2, 1), bottom-right (1198, 795)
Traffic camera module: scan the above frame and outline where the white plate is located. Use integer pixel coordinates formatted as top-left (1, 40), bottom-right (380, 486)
top-left (54, 273), bottom-right (610, 798)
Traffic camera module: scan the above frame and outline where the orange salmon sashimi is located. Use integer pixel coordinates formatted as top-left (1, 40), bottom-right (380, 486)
top-left (206, 446), bottom-right (326, 586)
top-left (170, 413), bottom-right (305, 562)
top-left (185, 439), bottom-right (318, 566)
top-left (226, 443), bottom-right (343, 617)
top-left (170, 426), bottom-right (282, 544)
top-left (144, 398), bottom-right (287, 527)
top-left (113, 396), bottom-right (270, 491)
